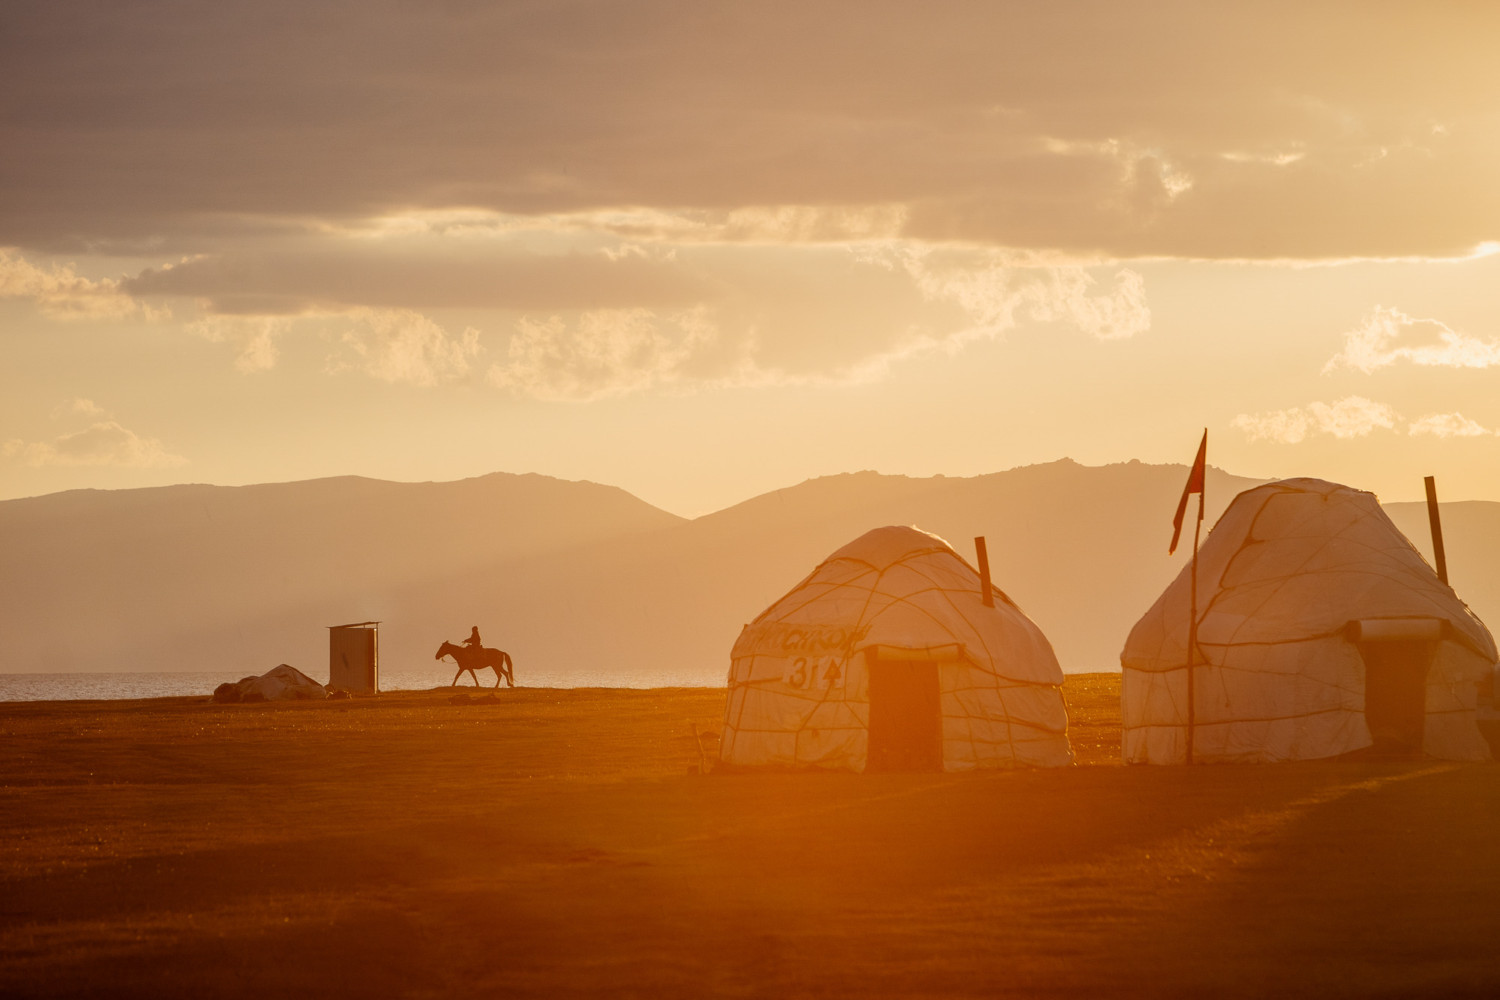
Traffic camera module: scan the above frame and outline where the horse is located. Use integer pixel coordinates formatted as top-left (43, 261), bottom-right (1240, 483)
top-left (436, 640), bottom-right (515, 689)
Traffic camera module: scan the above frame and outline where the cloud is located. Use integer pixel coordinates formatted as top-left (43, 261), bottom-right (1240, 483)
top-left (187, 305), bottom-right (483, 385)
top-left (3, 415), bottom-right (187, 469)
top-left (1324, 306), bottom-right (1500, 373)
top-left (334, 308), bottom-right (482, 386)
top-left (712, 205), bottom-right (909, 244)
top-left (51, 397), bottom-right (106, 419)
top-left (185, 314), bottom-right (292, 373)
top-left (1021, 268), bottom-right (1150, 342)
top-left (347, 204), bottom-right (909, 248)
top-left (9, 214), bottom-right (1148, 394)
top-left (0, 248), bottom-right (144, 320)
top-left (1232, 396), bottom-right (1399, 443)
top-left (476, 243), bottom-right (1154, 400)
top-left (1408, 412), bottom-right (1491, 438)
top-left (124, 246), bottom-right (712, 314)
top-left (891, 249), bottom-right (1151, 342)
top-left (5, 4), bottom-right (1500, 259)
top-left (487, 308), bottom-right (722, 401)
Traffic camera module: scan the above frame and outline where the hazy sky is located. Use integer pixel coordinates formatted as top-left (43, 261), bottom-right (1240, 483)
top-left (5, 2), bottom-right (1500, 516)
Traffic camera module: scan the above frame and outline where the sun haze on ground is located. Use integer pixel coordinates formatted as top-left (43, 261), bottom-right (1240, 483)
top-left (3, 676), bottom-right (1497, 998)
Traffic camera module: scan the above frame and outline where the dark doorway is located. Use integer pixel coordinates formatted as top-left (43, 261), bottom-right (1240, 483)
top-left (865, 652), bottom-right (943, 772)
top-left (1358, 639), bottom-right (1434, 756)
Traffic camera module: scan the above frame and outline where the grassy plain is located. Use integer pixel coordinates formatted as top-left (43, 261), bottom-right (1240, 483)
top-left (2, 674), bottom-right (1498, 998)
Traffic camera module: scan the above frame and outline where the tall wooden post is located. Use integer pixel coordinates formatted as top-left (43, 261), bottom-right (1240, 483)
top-left (974, 536), bottom-right (994, 607)
top-left (1186, 491), bottom-right (1203, 765)
top-left (1169, 427), bottom-right (1208, 765)
top-left (1424, 476), bottom-right (1448, 586)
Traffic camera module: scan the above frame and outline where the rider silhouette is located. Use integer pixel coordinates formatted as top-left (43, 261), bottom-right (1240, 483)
top-left (463, 626), bottom-right (483, 650)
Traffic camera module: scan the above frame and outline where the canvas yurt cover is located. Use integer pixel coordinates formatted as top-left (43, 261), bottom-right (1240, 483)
top-left (1122, 478), bottom-right (1496, 763)
top-left (720, 525), bottom-right (1073, 772)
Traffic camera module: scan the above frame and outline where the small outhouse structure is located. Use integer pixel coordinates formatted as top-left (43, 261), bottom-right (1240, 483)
top-left (328, 621), bottom-right (379, 693)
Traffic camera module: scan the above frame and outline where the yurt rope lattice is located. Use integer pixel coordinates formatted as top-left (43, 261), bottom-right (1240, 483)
top-left (721, 525), bottom-right (1072, 772)
top-left (1122, 478), bottom-right (1495, 763)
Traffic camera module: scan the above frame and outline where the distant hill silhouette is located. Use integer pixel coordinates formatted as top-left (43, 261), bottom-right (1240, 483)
top-left (3, 461), bottom-right (1494, 686)
top-left (0, 473), bottom-right (683, 676)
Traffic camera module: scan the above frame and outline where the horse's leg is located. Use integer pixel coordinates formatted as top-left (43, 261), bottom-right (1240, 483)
top-left (470, 668), bottom-right (481, 688)
top-left (451, 666), bottom-right (463, 687)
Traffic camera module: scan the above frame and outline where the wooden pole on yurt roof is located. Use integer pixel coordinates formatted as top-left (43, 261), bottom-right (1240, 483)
top-left (1424, 475), bottom-right (1449, 586)
top-left (974, 536), bottom-right (995, 607)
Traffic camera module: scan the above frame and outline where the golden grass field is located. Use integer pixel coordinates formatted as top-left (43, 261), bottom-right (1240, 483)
top-left (2, 673), bottom-right (1498, 998)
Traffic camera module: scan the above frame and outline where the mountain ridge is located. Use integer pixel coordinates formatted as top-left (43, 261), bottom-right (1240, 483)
top-left (4, 460), bottom-right (1495, 685)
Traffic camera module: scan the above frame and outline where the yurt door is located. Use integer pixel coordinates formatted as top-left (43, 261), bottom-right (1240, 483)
top-left (865, 650), bottom-right (942, 772)
top-left (1352, 619), bottom-right (1440, 755)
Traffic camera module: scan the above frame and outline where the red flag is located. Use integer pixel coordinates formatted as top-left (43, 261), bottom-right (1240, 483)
top-left (1169, 430), bottom-right (1207, 555)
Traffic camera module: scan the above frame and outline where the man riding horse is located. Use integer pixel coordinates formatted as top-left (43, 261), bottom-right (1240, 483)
top-left (437, 628), bottom-right (515, 688)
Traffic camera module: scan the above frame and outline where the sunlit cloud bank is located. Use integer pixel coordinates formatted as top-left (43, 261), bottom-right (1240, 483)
top-left (1234, 398), bottom-right (1493, 443)
top-left (477, 248), bottom-right (1150, 401)
top-left (1324, 306), bottom-right (1500, 373)
top-left (321, 204), bottom-right (910, 249)
top-left (4, 5), bottom-right (1500, 261)
top-left (185, 308), bottom-right (483, 386)
top-left (887, 248), bottom-right (1150, 343)
top-left (335, 309), bottom-right (482, 387)
top-left (124, 245), bottom-right (711, 315)
top-left (1407, 413), bottom-right (1492, 438)
top-left (3, 400), bottom-right (186, 468)
top-left (185, 314), bottom-right (292, 373)
top-left (0, 250), bottom-right (156, 322)
top-left (1233, 396), bottom-right (1399, 443)
top-left (487, 308), bottom-right (723, 401)
top-left (3, 231), bottom-right (1154, 399)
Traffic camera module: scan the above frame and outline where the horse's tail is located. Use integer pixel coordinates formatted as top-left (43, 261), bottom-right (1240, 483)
top-left (502, 651), bottom-right (515, 687)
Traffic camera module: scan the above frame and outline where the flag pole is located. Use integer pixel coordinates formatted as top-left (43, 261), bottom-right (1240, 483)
top-left (1187, 485), bottom-right (1203, 765)
top-left (1169, 428), bottom-right (1208, 765)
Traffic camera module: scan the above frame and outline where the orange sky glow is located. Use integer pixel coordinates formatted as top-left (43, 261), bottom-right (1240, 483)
top-left (4, 2), bottom-right (1500, 516)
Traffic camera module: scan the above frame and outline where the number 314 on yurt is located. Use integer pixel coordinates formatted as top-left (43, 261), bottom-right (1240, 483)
top-left (784, 656), bottom-right (847, 690)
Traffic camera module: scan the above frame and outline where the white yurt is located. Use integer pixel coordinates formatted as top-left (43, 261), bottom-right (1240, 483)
top-left (719, 525), bottom-right (1073, 772)
top-left (212, 664), bottom-right (329, 703)
top-left (1122, 478), bottom-right (1496, 763)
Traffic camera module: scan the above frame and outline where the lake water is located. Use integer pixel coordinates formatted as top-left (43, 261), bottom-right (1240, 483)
top-left (0, 665), bottom-right (718, 702)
